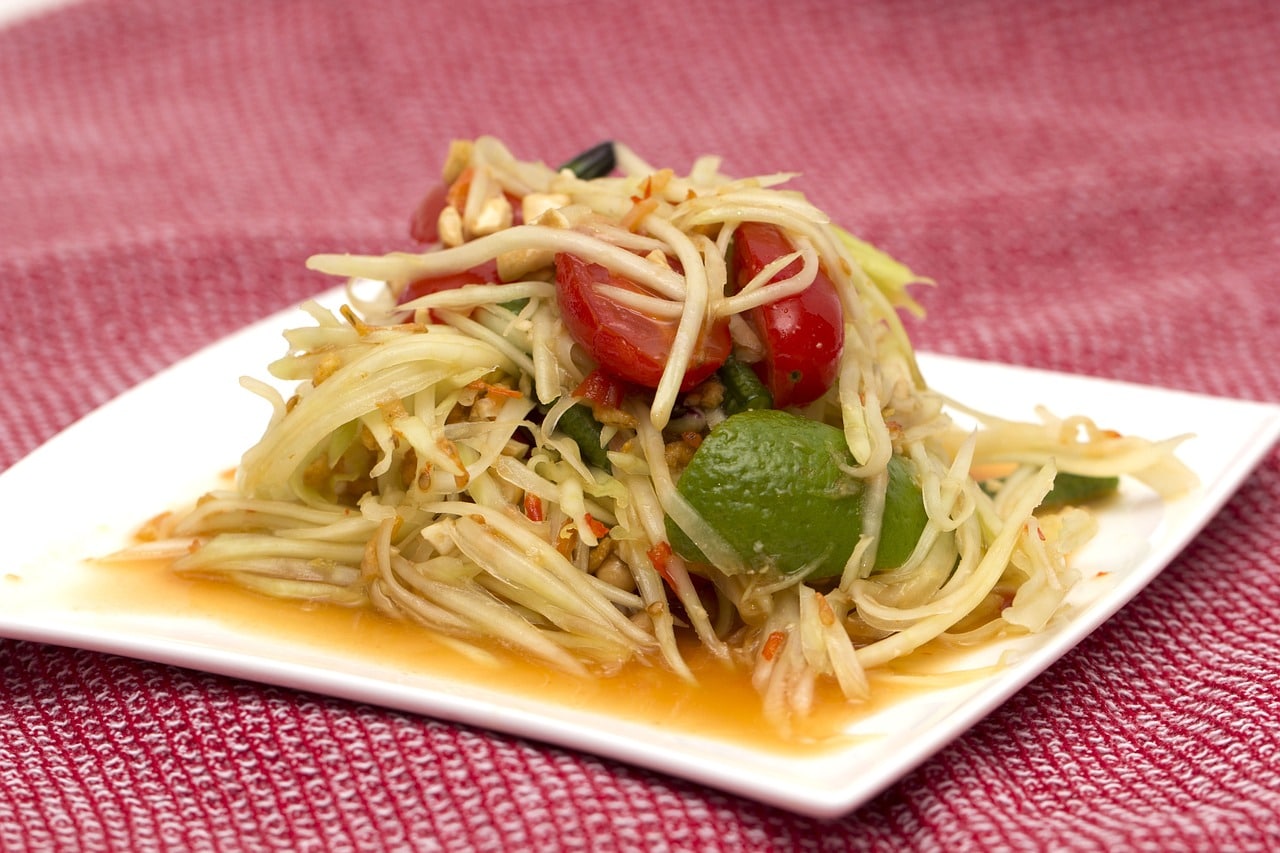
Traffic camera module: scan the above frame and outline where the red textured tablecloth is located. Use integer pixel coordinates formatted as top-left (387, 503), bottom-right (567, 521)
top-left (3, 0), bottom-right (1279, 849)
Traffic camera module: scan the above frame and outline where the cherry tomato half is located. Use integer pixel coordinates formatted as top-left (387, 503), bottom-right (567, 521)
top-left (555, 253), bottom-right (731, 391)
top-left (733, 222), bottom-right (843, 408)
top-left (408, 181), bottom-right (449, 244)
top-left (399, 259), bottom-right (502, 322)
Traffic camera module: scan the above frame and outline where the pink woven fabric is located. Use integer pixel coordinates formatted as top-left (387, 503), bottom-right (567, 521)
top-left (3, 0), bottom-right (1279, 848)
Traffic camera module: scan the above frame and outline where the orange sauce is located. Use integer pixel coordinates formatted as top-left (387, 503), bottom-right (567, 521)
top-left (83, 558), bottom-right (929, 755)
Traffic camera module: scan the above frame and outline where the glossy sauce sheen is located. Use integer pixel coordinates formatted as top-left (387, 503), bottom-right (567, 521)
top-left (89, 558), bottom-right (912, 754)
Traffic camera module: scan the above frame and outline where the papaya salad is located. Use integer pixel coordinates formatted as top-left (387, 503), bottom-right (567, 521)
top-left (130, 137), bottom-right (1196, 730)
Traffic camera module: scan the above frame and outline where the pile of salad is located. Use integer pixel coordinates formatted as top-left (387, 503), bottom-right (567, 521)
top-left (129, 137), bottom-right (1195, 730)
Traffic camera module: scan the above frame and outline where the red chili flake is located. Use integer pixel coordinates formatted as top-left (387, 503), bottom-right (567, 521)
top-left (815, 592), bottom-right (836, 627)
top-left (761, 631), bottom-right (787, 662)
top-left (523, 493), bottom-right (545, 522)
top-left (584, 513), bottom-right (609, 539)
top-left (635, 173), bottom-right (662, 201)
top-left (646, 541), bottom-right (674, 586)
top-left (467, 380), bottom-right (523, 399)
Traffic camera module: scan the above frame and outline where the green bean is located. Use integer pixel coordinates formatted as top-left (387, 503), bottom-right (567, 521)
top-left (719, 356), bottom-right (773, 415)
top-left (1039, 472), bottom-right (1120, 509)
top-left (541, 401), bottom-right (612, 472)
top-left (980, 471), bottom-right (1121, 509)
top-left (714, 240), bottom-right (777, 415)
top-left (558, 142), bottom-right (615, 180)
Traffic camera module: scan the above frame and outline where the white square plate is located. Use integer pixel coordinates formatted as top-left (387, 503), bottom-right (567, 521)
top-left (3, 289), bottom-right (1278, 818)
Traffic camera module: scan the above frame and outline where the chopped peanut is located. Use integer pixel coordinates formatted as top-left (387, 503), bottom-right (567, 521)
top-left (437, 205), bottom-right (464, 247)
top-left (470, 195), bottom-right (513, 236)
top-left (312, 352), bottom-right (343, 386)
top-left (643, 249), bottom-right (672, 269)
top-left (588, 536), bottom-right (617, 571)
top-left (497, 247), bottom-right (554, 281)
top-left (591, 402), bottom-right (638, 429)
top-left (663, 435), bottom-right (700, 474)
top-left (522, 192), bottom-right (571, 223)
top-left (683, 376), bottom-right (725, 409)
top-left (594, 556), bottom-right (635, 593)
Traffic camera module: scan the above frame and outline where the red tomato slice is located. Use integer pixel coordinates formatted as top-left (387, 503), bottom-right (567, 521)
top-left (408, 182), bottom-right (449, 244)
top-left (555, 253), bottom-right (731, 391)
top-left (733, 222), bottom-right (843, 407)
top-left (399, 259), bottom-right (502, 322)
